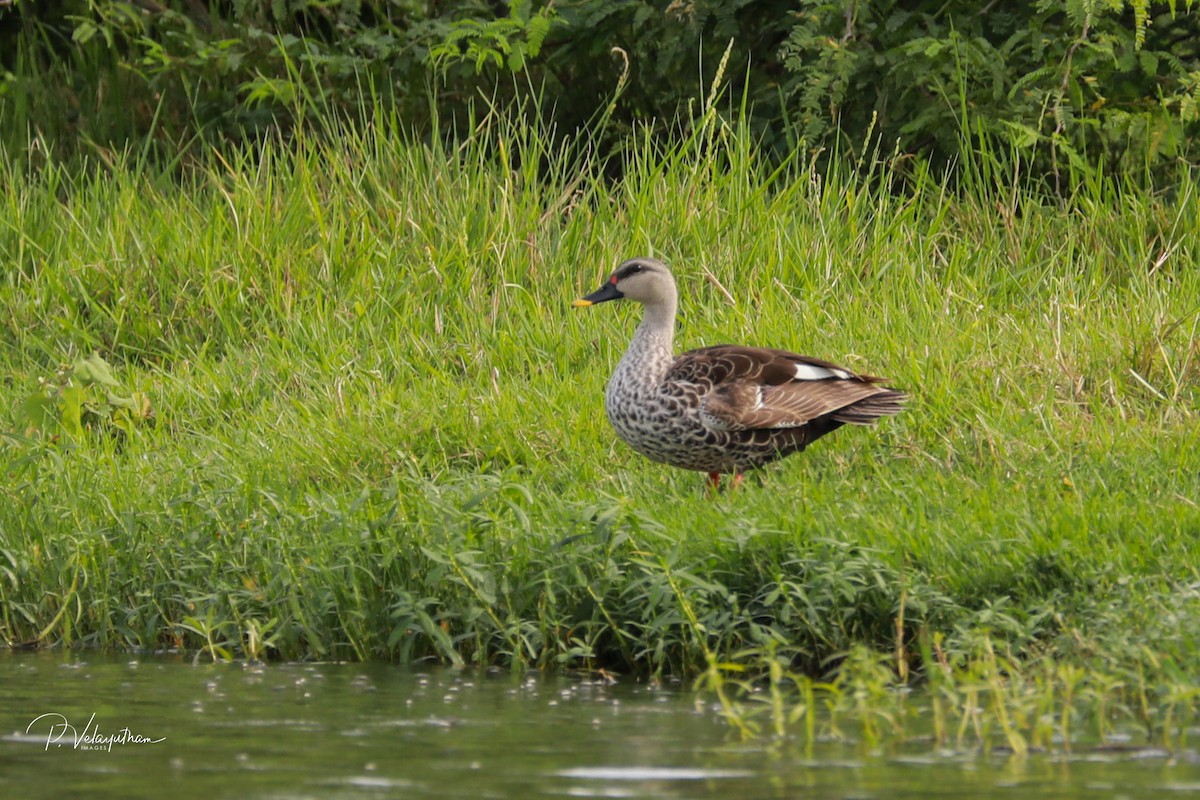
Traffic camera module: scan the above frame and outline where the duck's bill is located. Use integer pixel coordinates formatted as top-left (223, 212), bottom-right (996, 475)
top-left (572, 282), bottom-right (623, 307)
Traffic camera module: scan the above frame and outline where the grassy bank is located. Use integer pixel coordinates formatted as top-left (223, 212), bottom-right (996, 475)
top-left (2, 104), bottom-right (1199, 744)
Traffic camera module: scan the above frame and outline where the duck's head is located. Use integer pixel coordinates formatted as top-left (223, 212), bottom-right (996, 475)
top-left (572, 257), bottom-right (676, 308)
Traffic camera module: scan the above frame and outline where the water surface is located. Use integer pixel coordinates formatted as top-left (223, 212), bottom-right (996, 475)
top-left (2, 652), bottom-right (1196, 798)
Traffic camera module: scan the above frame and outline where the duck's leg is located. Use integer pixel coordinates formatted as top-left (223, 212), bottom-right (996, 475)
top-left (706, 472), bottom-right (744, 493)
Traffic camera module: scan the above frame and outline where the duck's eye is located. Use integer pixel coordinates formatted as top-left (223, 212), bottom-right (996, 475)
top-left (615, 261), bottom-right (645, 281)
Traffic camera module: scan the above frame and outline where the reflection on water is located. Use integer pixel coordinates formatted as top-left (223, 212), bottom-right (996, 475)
top-left (1, 651), bottom-right (1196, 799)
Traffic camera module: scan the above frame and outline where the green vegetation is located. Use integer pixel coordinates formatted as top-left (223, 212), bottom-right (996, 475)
top-left (4, 1), bottom-right (1199, 179)
top-left (2, 87), bottom-right (1199, 747)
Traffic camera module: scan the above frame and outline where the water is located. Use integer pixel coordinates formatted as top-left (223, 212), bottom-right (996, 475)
top-left (2, 651), bottom-right (1197, 799)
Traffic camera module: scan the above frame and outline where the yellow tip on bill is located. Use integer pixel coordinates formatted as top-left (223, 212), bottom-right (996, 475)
top-left (571, 298), bottom-right (593, 308)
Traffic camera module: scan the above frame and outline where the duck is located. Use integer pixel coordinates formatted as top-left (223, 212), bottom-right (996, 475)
top-left (572, 257), bottom-right (906, 489)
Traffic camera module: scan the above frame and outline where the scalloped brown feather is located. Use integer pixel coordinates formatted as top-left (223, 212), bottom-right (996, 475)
top-left (671, 344), bottom-right (906, 435)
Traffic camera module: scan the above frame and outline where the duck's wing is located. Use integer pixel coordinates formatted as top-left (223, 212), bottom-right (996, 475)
top-left (667, 345), bottom-right (905, 432)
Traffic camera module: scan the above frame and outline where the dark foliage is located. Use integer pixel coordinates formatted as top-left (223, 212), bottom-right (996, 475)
top-left (2, 0), bottom-right (1198, 181)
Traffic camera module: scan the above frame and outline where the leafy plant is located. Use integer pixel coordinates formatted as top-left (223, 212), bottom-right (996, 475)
top-left (429, 0), bottom-right (559, 74)
top-left (15, 353), bottom-right (153, 442)
top-left (5, 0), bottom-right (1198, 183)
top-left (778, 0), bottom-right (1200, 185)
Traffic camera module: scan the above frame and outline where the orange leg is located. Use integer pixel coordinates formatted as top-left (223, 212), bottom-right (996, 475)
top-left (706, 472), bottom-right (745, 492)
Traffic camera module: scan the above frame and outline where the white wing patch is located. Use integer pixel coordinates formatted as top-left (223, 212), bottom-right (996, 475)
top-left (793, 364), bottom-right (852, 381)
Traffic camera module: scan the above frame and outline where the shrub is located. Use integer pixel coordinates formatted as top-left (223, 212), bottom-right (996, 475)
top-left (2, 0), bottom-right (1198, 183)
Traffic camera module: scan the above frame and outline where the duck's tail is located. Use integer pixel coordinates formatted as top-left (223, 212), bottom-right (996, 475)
top-left (830, 388), bottom-right (908, 425)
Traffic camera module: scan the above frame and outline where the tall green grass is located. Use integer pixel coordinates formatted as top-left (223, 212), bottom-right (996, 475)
top-left (2, 95), bottom-right (1199, 744)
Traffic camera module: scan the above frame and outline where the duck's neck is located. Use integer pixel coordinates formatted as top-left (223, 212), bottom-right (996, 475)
top-left (620, 298), bottom-right (677, 382)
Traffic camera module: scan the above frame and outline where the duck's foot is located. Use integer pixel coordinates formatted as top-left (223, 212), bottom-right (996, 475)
top-left (706, 472), bottom-right (745, 493)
